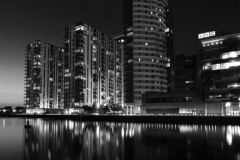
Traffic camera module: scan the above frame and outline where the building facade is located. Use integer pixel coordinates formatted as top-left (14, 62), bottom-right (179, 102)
top-left (165, 1), bottom-right (174, 92)
top-left (123, 0), bottom-right (169, 108)
top-left (24, 40), bottom-right (64, 109)
top-left (63, 22), bottom-right (124, 108)
top-left (141, 91), bottom-right (204, 114)
top-left (174, 54), bottom-right (198, 91)
top-left (200, 33), bottom-right (240, 115)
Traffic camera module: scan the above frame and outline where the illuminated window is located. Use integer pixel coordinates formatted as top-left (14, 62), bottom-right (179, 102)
top-left (222, 51), bottom-right (239, 59)
top-left (127, 32), bottom-right (133, 36)
top-left (127, 27), bottom-right (133, 31)
top-left (75, 48), bottom-right (84, 53)
top-left (128, 59), bottom-right (133, 63)
top-left (228, 83), bottom-right (240, 88)
top-left (186, 81), bottom-right (194, 84)
top-left (212, 64), bottom-right (220, 70)
top-left (203, 63), bottom-right (212, 70)
top-left (222, 61), bottom-right (240, 69)
top-left (75, 25), bottom-right (85, 31)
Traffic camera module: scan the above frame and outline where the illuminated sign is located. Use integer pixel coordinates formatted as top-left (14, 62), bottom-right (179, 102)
top-left (198, 31), bottom-right (216, 39)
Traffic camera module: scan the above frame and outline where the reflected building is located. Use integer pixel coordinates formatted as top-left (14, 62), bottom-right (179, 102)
top-left (24, 40), bottom-right (64, 109)
top-left (24, 120), bottom-right (126, 160)
top-left (63, 22), bottom-right (124, 107)
top-left (24, 120), bottom-right (240, 160)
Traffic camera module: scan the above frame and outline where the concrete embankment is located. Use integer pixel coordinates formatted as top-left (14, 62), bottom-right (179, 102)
top-left (3, 114), bottom-right (240, 125)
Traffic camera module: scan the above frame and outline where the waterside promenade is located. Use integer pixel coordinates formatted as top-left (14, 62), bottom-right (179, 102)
top-left (2, 114), bottom-right (240, 125)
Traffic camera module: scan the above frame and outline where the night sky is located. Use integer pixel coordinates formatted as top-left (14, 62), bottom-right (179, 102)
top-left (0, 0), bottom-right (240, 107)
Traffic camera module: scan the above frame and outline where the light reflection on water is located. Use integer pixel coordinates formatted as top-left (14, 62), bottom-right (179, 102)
top-left (1, 118), bottom-right (240, 160)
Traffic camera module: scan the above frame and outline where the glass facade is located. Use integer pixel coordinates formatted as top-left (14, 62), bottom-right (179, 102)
top-left (201, 33), bottom-right (240, 115)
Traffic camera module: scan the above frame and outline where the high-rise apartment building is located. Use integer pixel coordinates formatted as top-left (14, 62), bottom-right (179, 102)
top-left (123, 0), bottom-right (169, 108)
top-left (63, 22), bottom-right (124, 108)
top-left (24, 40), bottom-right (64, 109)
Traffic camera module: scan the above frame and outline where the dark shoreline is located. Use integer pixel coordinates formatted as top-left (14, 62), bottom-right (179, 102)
top-left (2, 114), bottom-right (240, 125)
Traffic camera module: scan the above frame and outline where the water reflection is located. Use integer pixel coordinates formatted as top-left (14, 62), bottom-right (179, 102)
top-left (23, 119), bottom-right (240, 160)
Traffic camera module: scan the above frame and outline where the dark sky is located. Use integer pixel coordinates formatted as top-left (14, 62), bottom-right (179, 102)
top-left (0, 0), bottom-right (240, 107)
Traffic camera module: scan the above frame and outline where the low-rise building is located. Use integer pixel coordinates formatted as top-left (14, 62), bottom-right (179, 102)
top-left (141, 91), bottom-right (204, 114)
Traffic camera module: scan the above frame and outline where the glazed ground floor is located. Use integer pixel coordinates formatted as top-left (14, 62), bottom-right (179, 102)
top-left (140, 101), bottom-right (240, 116)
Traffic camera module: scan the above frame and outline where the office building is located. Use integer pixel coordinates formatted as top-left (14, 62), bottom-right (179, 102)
top-left (174, 54), bottom-right (198, 91)
top-left (24, 40), bottom-right (64, 109)
top-left (200, 32), bottom-right (240, 115)
top-left (63, 22), bottom-right (124, 108)
top-left (165, 1), bottom-right (174, 92)
top-left (141, 90), bottom-right (204, 114)
top-left (123, 0), bottom-right (169, 109)
top-left (141, 53), bottom-right (204, 114)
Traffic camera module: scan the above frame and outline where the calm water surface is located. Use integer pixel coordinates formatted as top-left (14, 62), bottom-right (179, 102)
top-left (0, 118), bottom-right (240, 160)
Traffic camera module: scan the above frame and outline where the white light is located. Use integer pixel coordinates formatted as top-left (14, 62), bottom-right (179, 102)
top-left (198, 31), bottom-right (216, 39)
top-left (164, 28), bottom-right (169, 33)
top-left (225, 61), bottom-right (240, 68)
top-left (229, 52), bottom-right (237, 58)
top-left (3, 109), bottom-right (6, 112)
top-left (145, 43), bottom-right (148, 45)
top-left (226, 102), bottom-right (231, 107)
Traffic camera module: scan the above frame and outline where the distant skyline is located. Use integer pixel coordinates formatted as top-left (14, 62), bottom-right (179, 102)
top-left (1, 0), bottom-right (240, 107)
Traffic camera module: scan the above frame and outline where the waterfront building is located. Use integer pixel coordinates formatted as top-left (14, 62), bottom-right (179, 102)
top-left (63, 22), bottom-right (124, 108)
top-left (24, 40), bottom-right (64, 109)
top-left (165, 1), bottom-right (174, 92)
top-left (141, 54), bottom-right (203, 114)
top-left (141, 90), bottom-right (204, 114)
top-left (174, 54), bottom-right (198, 91)
top-left (123, 0), bottom-right (169, 109)
top-left (200, 32), bottom-right (240, 115)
